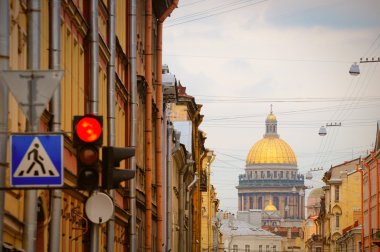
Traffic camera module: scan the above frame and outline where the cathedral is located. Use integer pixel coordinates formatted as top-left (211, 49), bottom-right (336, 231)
top-left (236, 107), bottom-right (305, 231)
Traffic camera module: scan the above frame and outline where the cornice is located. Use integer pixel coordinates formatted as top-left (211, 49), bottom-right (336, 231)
top-left (62, 0), bottom-right (88, 37)
top-left (115, 74), bottom-right (129, 105)
top-left (99, 34), bottom-right (110, 65)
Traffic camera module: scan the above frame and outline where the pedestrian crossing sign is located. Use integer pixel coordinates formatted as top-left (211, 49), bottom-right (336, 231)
top-left (10, 134), bottom-right (63, 187)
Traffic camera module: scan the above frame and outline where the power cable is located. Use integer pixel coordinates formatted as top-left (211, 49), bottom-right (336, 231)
top-left (165, 0), bottom-right (268, 27)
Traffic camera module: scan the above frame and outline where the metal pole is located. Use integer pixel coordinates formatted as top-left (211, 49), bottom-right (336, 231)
top-left (179, 168), bottom-right (185, 252)
top-left (23, 1), bottom-right (40, 251)
top-left (89, 0), bottom-right (99, 251)
top-left (48, 0), bottom-right (62, 251)
top-left (129, 0), bottom-right (137, 250)
top-left (106, 0), bottom-right (116, 250)
top-left (89, 0), bottom-right (99, 115)
top-left (166, 123), bottom-right (173, 252)
top-left (0, 1), bottom-right (10, 251)
top-left (144, 0), bottom-right (153, 250)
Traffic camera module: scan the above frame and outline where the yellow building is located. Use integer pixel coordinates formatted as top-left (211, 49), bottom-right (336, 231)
top-left (200, 150), bottom-right (221, 252)
top-left (315, 159), bottom-right (362, 252)
top-left (168, 83), bottom-right (208, 252)
top-left (0, 1), bottom-right (180, 251)
top-left (304, 188), bottom-right (324, 252)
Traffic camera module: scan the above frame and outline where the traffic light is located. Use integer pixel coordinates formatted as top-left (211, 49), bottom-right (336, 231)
top-left (102, 146), bottom-right (135, 189)
top-left (73, 114), bottom-right (103, 190)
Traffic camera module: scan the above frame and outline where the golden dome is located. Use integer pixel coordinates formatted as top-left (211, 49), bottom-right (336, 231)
top-left (246, 137), bottom-right (297, 165)
top-left (264, 197), bottom-right (278, 211)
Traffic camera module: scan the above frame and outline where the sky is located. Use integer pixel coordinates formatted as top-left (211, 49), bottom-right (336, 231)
top-left (162, 0), bottom-right (380, 214)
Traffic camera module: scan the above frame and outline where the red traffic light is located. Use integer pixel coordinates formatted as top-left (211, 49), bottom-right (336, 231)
top-left (76, 116), bottom-right (102, 143)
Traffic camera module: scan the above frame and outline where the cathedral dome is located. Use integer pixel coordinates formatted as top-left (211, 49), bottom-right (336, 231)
top-left (246, 107), bottom-right (297, 166)
top-left (246, 137), bottom-right (297, 165)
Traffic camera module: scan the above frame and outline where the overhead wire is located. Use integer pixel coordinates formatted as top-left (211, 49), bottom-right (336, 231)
top-left (165, 0), bottom-right (269, 27)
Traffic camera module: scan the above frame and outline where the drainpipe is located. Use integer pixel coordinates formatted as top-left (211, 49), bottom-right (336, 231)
top-left (23, 1), bottom-right (40, 251)
top-left (186, 172), bottom-right (198, 205)
top-left (0, 1), bottom-right (9, 251)
top-left (186, 172), bottom-right (198, 252)
top-left (156, 22), bottom-right (164, 252)
top-left (129, 0), bottom-right (137, 250)
top-left (89, 0), bottom-right (99, 115)
top-left (48, 0), bottom-right (62, 251)
top-left (89, 0), bottom-right (99, 251)
top-left (370, 152), bottom-right (379, 233)
top-left (166, 123), bottom-right (174, 252)
top-left (356, 164), bottom-right (365, 252)
top-left (179, 159), bottom-right (194, 252)
top-left (363, 160), bottom-right (372, 252)
top-left (157, 3), bottom-right (179, 250)
top-left (179, 163), bottom-right (185, 252)
top-left (145, 0), bottom-right (153, 251)
top-left (106, 0), bottom-right (116, 250)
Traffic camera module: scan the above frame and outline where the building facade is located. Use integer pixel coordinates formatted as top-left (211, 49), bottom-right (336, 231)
top-left (219, 211), bottom-right (282, 252)
top-left (361, 121), bottom-right (380, 252)
top-left (311, 159), bottom-right (362, 252)
top-left (0, 1), bottom-right (220, 252)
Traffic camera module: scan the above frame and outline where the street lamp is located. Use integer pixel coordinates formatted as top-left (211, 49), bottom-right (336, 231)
top-left (349, 57), bottom-right (380, 76)
top-left (318, 122), bottom-right (341, 136)
top-left (349, 62), bottom-right (360, 75)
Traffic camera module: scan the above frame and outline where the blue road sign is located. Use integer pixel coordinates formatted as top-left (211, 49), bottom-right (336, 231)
top-left (10, 134), bottom-right (63, 187)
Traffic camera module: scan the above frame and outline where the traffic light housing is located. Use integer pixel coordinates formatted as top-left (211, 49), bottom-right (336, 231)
top-left (102, 146), bottom-right (135, 189)
top-left (73, 114), bottom-right (103, 190)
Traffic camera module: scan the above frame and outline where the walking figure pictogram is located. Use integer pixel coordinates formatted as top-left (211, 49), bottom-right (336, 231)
top-left (24, 143), bottom-right (46, 176)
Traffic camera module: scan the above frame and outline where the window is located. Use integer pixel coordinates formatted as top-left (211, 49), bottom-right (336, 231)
top-left (274, 171), bottom-right (277, 178)
top-left (258, 197), bottom-right (263, 209)
top-left (266, 245), bottom-right (270, 252)
top-left (358, 242), bottom-right (362, 252)
top-left (280, 171), bottom-right (283, 178)
top-left (273, 246), bottom-right (276, 252)
top-left (259, 245), bottom-right (262, 252)
top-left (286, 171), bottom-right (289, 178)
top-left (267, 171), bottom-right (271, 178)
top-left (233, 245), bottom-right (238, 252)
top-left (250, 197), bottom-right (254, 209)
top-left (245, 245), bottom-right (250, 252)
top-left (261, 171), bottom-right (264, 178)
top-left (255, 171), bottom-right (258, 178)
top-left (316, 248), bottom-right (322, 252)
top-left (335, 185), bottom-right (340, 201)
top-left (336, 214), bottom-right (340, 228)
top-left (273, 197), bottom-right (279, 209)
